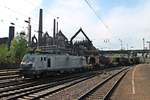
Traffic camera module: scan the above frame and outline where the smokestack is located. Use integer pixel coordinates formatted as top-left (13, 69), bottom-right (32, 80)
top-left (53, 18), bottom-right (56, 45)
top-left (8, 26), bottom-right (15, 49)
top-left (38, 9), bottom-right (43, 46)
top-left (56, 17), bottom-right (59, 34)
top-left (57, 21), bottom-right (58, 34)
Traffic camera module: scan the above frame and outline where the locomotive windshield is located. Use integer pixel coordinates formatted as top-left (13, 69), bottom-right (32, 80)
top-left (22, 54), bottom-right (35, 62)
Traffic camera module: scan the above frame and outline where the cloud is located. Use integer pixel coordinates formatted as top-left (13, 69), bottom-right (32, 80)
top-left (104, 0), bottom-right (150, 49)
top-left (0, 0), bottom-right (42, 37)
top-left (32, 0), bottom-right (150, 50)
top-left (43, 0), bottom-right (112, 48)
top-left (1, 0), bottom-right (150, 50)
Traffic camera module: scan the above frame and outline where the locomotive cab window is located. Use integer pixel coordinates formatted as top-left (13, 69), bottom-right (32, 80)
top-left (47, 58), bottom-right (51, 67)
top-left (44, 57), bottom-right (46, 61)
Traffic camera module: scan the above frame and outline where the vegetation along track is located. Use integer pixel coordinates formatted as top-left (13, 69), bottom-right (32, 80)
top-left (14, 67), bottom-right (127, 100)
top-left (0, 70), bottom-right (101, 100)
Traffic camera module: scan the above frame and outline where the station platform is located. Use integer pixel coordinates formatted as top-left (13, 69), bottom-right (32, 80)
top-left (111, 64), bottom-right (150, 100)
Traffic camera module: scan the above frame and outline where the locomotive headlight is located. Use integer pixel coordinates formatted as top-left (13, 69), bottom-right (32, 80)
top-left (20, 62), bottom-right (33, 69)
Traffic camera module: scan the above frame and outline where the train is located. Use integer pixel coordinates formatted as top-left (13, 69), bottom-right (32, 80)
top-left (99, 55), bottom-right (141, 67)
top-left (19, 46), bottom-right (143, 78)
top-left (19, 51), bottom-right (142, 78)
top-left (19, 52), bottom-right (88, 78)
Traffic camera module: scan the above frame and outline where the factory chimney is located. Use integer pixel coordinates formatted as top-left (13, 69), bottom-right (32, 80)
top-left (8, 26), bottom-right (15, 49)
top-left (38, 9), bottom-right (43, 46)
top-left (53, 18), bottom-right (56, 45)
top-left (56, 17), bottom-right (59, 34)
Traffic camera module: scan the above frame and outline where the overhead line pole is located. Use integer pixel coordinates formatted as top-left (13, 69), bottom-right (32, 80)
top-left (25, 17), bottom-right (31, 47)
top-left (147, 41), bottom-right (150, 50)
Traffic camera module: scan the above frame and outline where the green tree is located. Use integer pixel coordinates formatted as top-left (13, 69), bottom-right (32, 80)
top-left (0, 44), bottom-right (9, 64)
top-left (10, 31), bottom-right (28, 63)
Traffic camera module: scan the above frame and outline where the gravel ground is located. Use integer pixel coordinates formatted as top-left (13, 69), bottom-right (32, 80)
top-left (42, 70), bottom-right (120, 100)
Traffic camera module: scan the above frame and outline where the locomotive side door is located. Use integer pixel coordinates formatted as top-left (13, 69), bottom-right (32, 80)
top-left (47, 58), bottom-right (51, 68)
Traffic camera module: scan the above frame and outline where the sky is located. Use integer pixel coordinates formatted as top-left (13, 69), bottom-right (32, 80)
top-left (0, 0), bottom-right (150, 50)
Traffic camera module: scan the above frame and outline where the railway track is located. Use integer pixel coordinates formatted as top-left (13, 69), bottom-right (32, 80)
top-left (0, 69), bottom-right (19, 76)
top-left (0, 70), bottom-right (100, 100)
top-left (0, 69), bottom-right (18, 72)
top-left (35, 67), bottom-right (128, 100)
top-left (0, 68), bottom-right (23, 88)
top-left (78, 68), bottom-right (129, 100)
top-left (9, 67), bottom-right (126, 100)
top-left (0, 78), bottom-right (32, 88)
top-left (0, 67), bottom-right (129, 100)
top-left (0, 69), bottom-right (20, 81)
top-left (0, 74), bottom-right (20, 80)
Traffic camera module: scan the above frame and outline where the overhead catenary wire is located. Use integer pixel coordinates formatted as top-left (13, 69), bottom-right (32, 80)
top-left (84, 0), bottom-right (112, 34)
top-left (2, 0), bottom-right (55, 24)
top-left (0, 3), bottom-right (51, 34)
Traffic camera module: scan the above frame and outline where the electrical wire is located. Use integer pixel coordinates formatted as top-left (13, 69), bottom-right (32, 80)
top-left (84, 0), bottom-right (112, 34)
top-left (0, 4), bottom-right (50, 32)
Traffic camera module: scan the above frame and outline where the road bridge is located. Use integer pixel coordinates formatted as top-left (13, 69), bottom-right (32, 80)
top-left (99, 49), bottom-right (150, 55)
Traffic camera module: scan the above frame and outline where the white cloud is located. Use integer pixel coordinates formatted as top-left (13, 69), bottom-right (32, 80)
top-left (43, 0), bottom-right (150, 50)
top-left (0, 0), bottom-right (42, 37)
top-left (105, 1), bottom-right (150, 49)
top-left (1, 0), bottom-right (150, 50)
top-left (43, 0), bottom-right (112, 48)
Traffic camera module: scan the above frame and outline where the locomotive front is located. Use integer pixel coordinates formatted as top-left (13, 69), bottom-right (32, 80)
top-left (19, 53), bottom-right (35, 77)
